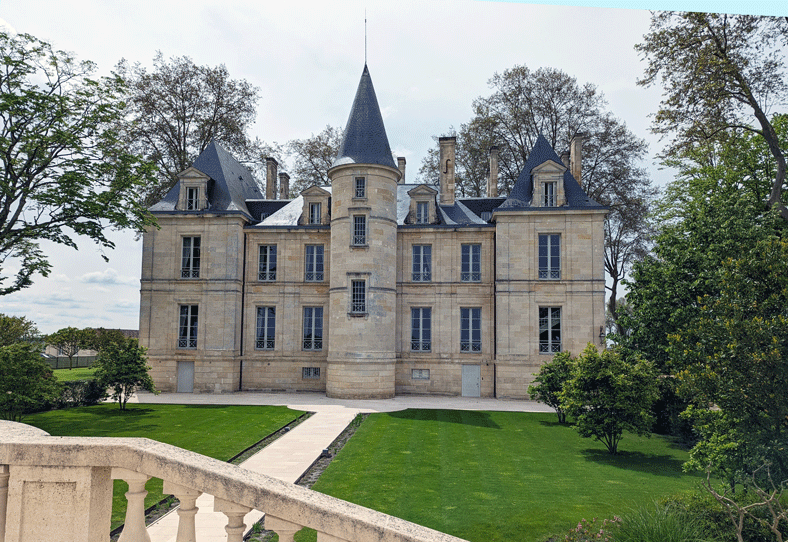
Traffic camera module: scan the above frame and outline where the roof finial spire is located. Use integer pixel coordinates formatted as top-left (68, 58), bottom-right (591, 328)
top-left (364, 10), bottom-right (367, 65)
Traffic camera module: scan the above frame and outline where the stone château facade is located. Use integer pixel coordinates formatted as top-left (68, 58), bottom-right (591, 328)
top-left (139, 65), bottom-right (607, 399)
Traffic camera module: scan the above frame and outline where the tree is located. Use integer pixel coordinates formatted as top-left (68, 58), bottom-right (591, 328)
top-left (0, 313), bottom-right (40, 347)
top-left (0, 31), bottom-right (157, 295)
top-left (85, 328), bottom-right (128, 353)
top-left (47, 327), bottom-right (91, 370)
top-left (527, 351), bottom-right (573, 423)
top-left (636, 12), bottom-right (788, 219)
top-left (286, 125), bottom-right (343, 195)
top-left (116, 52), bottom-right (260, 207)
top-left (560, 344), bottom-right (659, 455)
top-left (419, 65), bottom-right (656, 319)
top-left (0, 343), bottom-right (60, 421)
top-left (94, 339), bottom-right (155, 410)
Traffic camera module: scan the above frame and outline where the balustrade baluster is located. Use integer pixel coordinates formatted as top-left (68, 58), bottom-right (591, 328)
top-left (112, 468), bottom-right (152, 542)
top-left (214, 498), bottom-right (252, 542)
top-left (264, 515), bottom-right (301, 542)
top-left (162, 481), bottom-right (202, 542)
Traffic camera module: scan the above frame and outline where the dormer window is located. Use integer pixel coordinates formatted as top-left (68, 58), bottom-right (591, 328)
top-left (355, 177), bottom-right (366, 199)
top-left (407, 184), bottom-right (438, 225)
top-left (543, 182), bottom-right (556, 207)
top-left (416, 202), bottom-right (429, 224)
top-left (309, 202), bottom-right (321, 224)
top-left (176, 167), bottom-right (210, 211)
top-left (186, 187), bottom-right (198, 210)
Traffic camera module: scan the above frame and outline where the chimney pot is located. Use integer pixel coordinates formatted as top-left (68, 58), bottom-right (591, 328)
top-left (397, 157), bottom-right (406, 184)
top-left (438, 136), bottom-right (456, 206)
top-left (570, 133), bottom-right (584, 188)
top-left (488, 146), bottom-right (499, 198)
top-left (278, 172), bottom-right (290, 199)
top-left (265, 157), bottom-right (278, 199)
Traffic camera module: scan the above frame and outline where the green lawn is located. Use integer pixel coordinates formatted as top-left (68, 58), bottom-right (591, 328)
top-left (25, 403), bottom-right (300, 529)
top-left (53, 366), bottom-right (97, 381)
top-left (310, 410), bottom-right (700, 542)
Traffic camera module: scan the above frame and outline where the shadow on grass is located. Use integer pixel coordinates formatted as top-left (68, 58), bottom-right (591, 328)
top-left (387, 409), bottom-right (501, 429)
top-left (580, 448), bottom-right (687, 477)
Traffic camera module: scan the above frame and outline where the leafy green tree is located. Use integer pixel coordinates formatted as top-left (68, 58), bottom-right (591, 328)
top-left (560, 344), bottom-right (659, 455)
top-left (94, 339), bottom-right (155, 410)
top-left (0, 343), bottom-right (60, 421)
top-left (0, 313), bottom-right (40, 347)
top-left (0, 31), bottom-right (157, 295)
top-left (636, 12), bottom-right (788, 219)
top-left (286, 125), bottom-right (343, 195)
top-left (85, 328), bottom-right (129, 353)
top-left (671, 237), bottom-right (788, 484)
top-left (47, 327), bottom-right (91, 370)
top-left (527, 351), bottom-right (573, 423)
top-left (116, 52), bottom-right (260, 207)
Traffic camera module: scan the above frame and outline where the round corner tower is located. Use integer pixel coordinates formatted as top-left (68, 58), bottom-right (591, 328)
top-left (326, 65), bottom-right (401, 399)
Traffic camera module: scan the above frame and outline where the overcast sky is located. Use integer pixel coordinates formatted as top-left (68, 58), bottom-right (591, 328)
top-left (0, 1), bottom-right (784, 334)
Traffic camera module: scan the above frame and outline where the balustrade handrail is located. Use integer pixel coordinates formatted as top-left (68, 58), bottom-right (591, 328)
top-left (0, 421), bottom-right (467, 542)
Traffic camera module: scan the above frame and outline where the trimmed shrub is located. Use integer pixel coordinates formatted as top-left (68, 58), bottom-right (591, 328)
top-left (56, 379), bottom-right (106, 408)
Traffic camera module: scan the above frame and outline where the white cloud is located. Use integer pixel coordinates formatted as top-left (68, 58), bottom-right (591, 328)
top-left (0, 18), bottom-right (17, 34)
top-left (80, 268), bottom-right (138, 286)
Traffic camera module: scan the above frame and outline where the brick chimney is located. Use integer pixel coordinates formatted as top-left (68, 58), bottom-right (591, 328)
top-left (439, 136), bottom-right (456, 206)
top-left (570, 133), bottom-right (584, 188)
top-left (397, 157), bottom-right (406, 184)
top-left (266, 157), bottom-right (278, 199)
top-left (488, 146), bottom-right (499, 198)
top-left (278, 172), bottom-right (290, 199)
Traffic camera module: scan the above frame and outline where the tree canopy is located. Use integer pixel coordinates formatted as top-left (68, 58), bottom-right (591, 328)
top-left (94, 339), bottom-right (155, 410)
top-left (0, 313), bottom-right (40, 347)
top-left (115, 52), bottom-right (260, 207)
top-left (47, 327), bottom-right (92, 369)
top-left (0, 342), bottom-right (60, 421)
top-left (636, 12), bottom-right (788, 219)
top-left (286, 125), bottom-right (343, 195)
top-left (0, 31), bottom-right (157, 295)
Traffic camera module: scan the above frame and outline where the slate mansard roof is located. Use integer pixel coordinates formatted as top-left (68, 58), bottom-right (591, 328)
top-left (149, 140), bottom-right (265, 218)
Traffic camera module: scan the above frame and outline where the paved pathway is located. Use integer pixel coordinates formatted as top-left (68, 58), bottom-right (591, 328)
top-left (129, 392), bottom-right (552, 541)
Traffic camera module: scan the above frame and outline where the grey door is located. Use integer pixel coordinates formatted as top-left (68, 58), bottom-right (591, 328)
top-left (177, 361), bottom-right (194, 393)
top-left (462, 364), bottom-right (480, 397)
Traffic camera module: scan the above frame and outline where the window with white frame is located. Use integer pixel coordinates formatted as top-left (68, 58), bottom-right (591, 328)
top-left (352, 215), bottom-right (366, 246)
top-left (416, 201), bottom-right (429, 224)
top-left (355, 177), bottom-right (366, 198)
top-left (543, 181), bottom-right (556, 207)
top-left (350, 280), bottom-right (366, 314)
top-left (461, 244), bottom-right (481, 282)
top-left (539, 234), bottom-right (561, 279)
top-left (181, 237), bottom-right (200, 278)
top-left (178, 305), bottom-right (198, 348)
top-left (305, 245), bottom-right (324, 281)
top-left (303, 307), bottom-right (323, 351)
top-left (411, 307), bottom-right (432, 351)
top-left (302, 367), bottom-right (321, 379)
top-left (412, 369), bottom-right (430, 380)
top-left (186, 187), bottom-right (199, 210)
top-left (309, 202), bottom-right (321, 224)
top-left (539, 307), bottom-right (562, 353)
top-left (412, 245), bottom-right (432, 282)
top-left (258, 245), bottom-right (277, 281)
top-left (256, 307), bottom-right (276, 349)
top-left (460, 307), bottom-right (482, 352)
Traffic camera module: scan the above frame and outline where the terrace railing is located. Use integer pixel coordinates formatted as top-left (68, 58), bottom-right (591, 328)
top-left (0, 420), bottom-right (466, 542)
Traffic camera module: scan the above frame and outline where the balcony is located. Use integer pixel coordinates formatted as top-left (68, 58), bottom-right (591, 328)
top-left (0, 420), bottom-right (466, 542)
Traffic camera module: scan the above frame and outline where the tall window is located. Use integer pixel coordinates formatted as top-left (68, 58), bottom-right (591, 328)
top-left (461, 244), bottom-right (481, 282)
top-left (543, 182), bottom-right (556, 206)
top-left (304, 245), bottom-right (324, 281)
top-left (309, 202), bottom-right (321, 224)
top-left (351, 280), bottom-right (366, 313)
top-left (539, 307), bottom-right (561, 353)
top-left (411, 308), bottom-right (431, 351)
top-left (353, 215), bottom-right (366, 246)
top-left (256, 307), bottom-right (276, 349)
top-left (460, 307), bottom-right (482, 352)
top-left (258, 245), bottom-right (277, 281)
top-left (181, 237), bottom-right (200, 278)
top-left (178, 305), bottom-right (198, 348)
top-left (416, 201), bottom-right (429, 224)
top-left (412, 245), bottom-right (432, 282)
top-left (539, 234), bottom-right (561, 279)
top-left (186, 187), bottom-right (198, 210)
top-left (303, 307), bottom-right (323, 350)
top-left (355, 177), bottom-right (366, 198)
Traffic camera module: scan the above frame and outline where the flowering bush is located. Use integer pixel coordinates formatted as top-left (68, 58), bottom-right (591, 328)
top-left (563, 516), bottom-right (621, 541)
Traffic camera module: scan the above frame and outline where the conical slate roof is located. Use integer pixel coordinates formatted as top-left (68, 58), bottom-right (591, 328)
top-left (332, 65), bottom-right (397, 169)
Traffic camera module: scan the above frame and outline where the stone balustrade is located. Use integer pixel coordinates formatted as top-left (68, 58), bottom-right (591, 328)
top-left (0, 421), bottom-right (466, 542)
